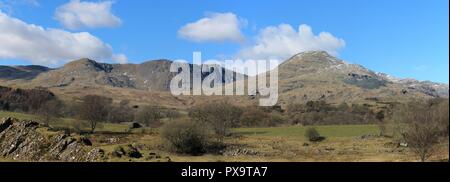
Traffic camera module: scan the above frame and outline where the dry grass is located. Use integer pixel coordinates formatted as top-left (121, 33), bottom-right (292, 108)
top-left (1, 111), bottom-right (448, 162)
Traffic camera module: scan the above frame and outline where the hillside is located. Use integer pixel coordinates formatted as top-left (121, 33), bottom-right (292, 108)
top-left (0, 52), bottom-right (448, 109)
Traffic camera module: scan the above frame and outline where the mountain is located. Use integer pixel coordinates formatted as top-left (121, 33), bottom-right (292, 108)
top-left (0, 58), bottom-right (250, 109)
top-left (274, 51), bottom-right (448, 106)
top-left (26, 58), bottom-right (243, 91)
top-left (0, 52), bottom-right (448, 108)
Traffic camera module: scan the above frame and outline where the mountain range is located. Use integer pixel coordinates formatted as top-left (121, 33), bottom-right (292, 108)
top-left (0, 51), bottom-right (448, 109)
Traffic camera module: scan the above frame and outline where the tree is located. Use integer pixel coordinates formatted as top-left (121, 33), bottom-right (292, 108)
top-left (403, 121), bottom-right (439, 162)
top-left (135, 105), bottom-right (162, 127)
top-left (392, 100), bottom-right (443, 162)
top-left (37, 99), bottom-right (63, 126)
top-left (189, 101), bottom-right (243, 142)
top-left (27, 88), bottom-right (56, 113)
top-left (77, 95), bottom-right (112, 133)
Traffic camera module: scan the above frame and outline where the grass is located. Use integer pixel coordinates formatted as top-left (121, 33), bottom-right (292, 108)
top-left (1, 110), bottom-right (380, 138)
top-left (0, 111), bottom-right (37, 121)
top-left (1, 110), bottom-right (448, 162)
top-left (234, 124), bottom-right (380, 139)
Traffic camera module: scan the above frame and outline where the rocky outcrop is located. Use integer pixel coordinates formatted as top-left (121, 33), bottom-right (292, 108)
top-left (0, 117), bottom-right (104, 162)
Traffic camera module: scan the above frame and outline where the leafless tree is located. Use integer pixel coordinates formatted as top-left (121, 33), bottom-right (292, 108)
top-left (135, 105), bottom-right (162, 127)
top-left (37, 99), bottom-right (63, 126)
top-left (392, 99), bottom-right (446, 162)
top-left (77, 95), bottom-right (112, 133)
top-left (189, 101), bottom-right (242, 142)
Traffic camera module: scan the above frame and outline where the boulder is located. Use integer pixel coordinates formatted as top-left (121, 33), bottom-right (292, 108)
top-left (130, 122), bottom-right (143, 129)
top-left (0, 117), bottom-right (104, 162)
top-left (111, 144), bottom-right (142, 158)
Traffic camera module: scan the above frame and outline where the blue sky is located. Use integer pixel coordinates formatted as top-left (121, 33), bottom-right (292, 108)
top-left (0, 0), bottom-right (448, 83)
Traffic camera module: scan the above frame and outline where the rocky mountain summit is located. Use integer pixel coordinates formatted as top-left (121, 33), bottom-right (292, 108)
top-left (275, 51), bottom-right (448, 106)
top-left (0, 117), bottom-right (104, 162)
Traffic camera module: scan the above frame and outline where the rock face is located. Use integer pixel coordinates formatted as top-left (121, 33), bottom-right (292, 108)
top-left (0, 117), bottom-right (104, 162)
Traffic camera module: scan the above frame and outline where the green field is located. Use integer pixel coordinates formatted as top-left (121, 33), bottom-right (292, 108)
top-left (0, 111), bottom-right (37, 121)
top-left (234, 125), bottom-right (380, 138)
top-left (1, 110), bottom-right (380, 139)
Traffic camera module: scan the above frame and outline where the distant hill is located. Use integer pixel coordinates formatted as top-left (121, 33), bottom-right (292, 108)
top-left (0, 65), bottom-right (50, 80)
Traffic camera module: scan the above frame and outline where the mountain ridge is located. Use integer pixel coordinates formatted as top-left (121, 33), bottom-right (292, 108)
top-left (0, 52), bottom-right (448, 108)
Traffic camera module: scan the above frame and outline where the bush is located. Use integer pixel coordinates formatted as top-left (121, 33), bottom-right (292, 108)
top-left (305, 127), bottom-right (325, 142)
top-left (160, 120), bottom-right (210, 155)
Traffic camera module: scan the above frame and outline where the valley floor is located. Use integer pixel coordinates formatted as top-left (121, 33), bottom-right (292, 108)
top-left (0, 111), bottom-right (448, 162)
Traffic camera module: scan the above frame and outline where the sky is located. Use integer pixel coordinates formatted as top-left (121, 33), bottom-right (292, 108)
top-left (0, 0), bottom-right (448, 83)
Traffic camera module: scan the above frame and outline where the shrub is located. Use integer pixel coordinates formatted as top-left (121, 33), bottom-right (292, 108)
top-left (305, 127), bottom-right (325, 142)
top-left (160, 120), bottom-right (209, 155)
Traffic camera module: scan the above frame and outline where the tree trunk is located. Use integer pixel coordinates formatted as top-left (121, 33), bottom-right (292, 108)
top-left (90, 121), bottom-right (96, 134)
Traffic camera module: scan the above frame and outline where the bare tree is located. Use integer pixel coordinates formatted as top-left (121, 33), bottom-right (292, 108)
top-left (77, 95), bottom-right (112, 133)
top-left (392, 100), bottom-right (444, 162)
top-left (37, 99), bottom-right (63, 126)
top-left (189, 101), bottom-right (242, 142)
top-left (135, 105), bottom-right (162, 127)
top-left (403, 121), bottom-right (439, 162)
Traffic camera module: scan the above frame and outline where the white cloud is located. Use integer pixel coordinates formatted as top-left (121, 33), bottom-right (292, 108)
top-left (55, 0), bottom-right (121, 30)
top-left (112, 54), bottom-right (128, 64)
top-left (237, 24), bottom-right (345, 61)
top-left (178, 12), bottom-right (246, 43)
top-left (0, 10), bottom-right (127, 66)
